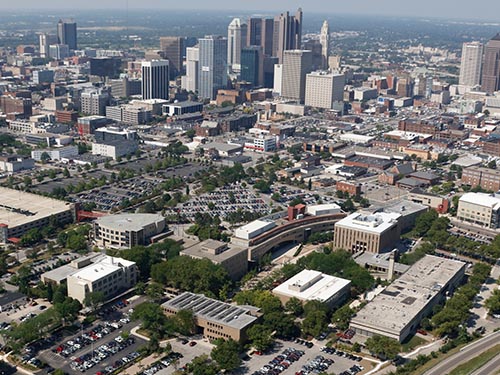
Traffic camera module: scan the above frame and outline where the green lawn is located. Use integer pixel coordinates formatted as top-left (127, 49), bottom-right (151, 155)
top-left (401, 335), bottom-right (427, 352)
top-left (449, 344), bottom-right (500, 375)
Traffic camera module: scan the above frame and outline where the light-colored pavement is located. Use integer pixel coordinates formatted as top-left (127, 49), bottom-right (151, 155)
top-left (468, 262), bottom-right (500, 333)
top-left (423, 330), bottom-right (500, 375)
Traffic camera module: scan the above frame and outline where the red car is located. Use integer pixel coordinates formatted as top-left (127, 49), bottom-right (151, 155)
top-left (189, 341), bottom-right (197, 347)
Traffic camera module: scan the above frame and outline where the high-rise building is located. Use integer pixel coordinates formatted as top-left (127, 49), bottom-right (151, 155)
top-left (459, 42), bottom-right (483, 87)
top-left (274, 64), bottom-right (283, 95)
top-left (141, 60), bottom-right (170, 100)
top-left (90, 58), bottom-right (122, 79)
top-left (247, 18), bottom-right (274, 56)
top-left (304, 40), bottom-right (323, 71)
top-left (57, 19), bottom-right (77, 51)
top-left (305, 72), bottom-right (345, 109)
top-left (159, 37), bottom-right (184, 79)
top-left (320, 21), bottom-right (330, 70)
top-left (241, 46), bottom-right (263, 86)
top-left (227, 18), bottom-right (247, 73)
top-left (80, 88), bottom-right (110, 116)
top-left (183, 46), bottom-right (199, 93)
top-left (39, 33), bottom-right (57, 58)
top-left (49, 44), bottom-right (69, 60)
top-left (198, 36), bottom-right (228, 100)
top-left (481, 34), bottom-right (500, 93)
top-left (273, 8), bottom-right (303, 63)
top-left (263, 56), bottom-right (279, 88)
top-left (281, 50), bottom-right (312, 102)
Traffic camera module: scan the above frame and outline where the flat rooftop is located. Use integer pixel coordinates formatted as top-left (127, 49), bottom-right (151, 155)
top-left (95, 213), bottom-right (164, 232)
top-left (335, 212), bottom-right (401, 234)
top-left (273, 270), bottom-right (351, 303)
top-left (180, 239), bottom-right (247, 263)
top-left (459, 192), bottom-right (500, 209)
top-left (351, 255), bottom-right (465, 335)
top-left (353, 252), bottom-right (410, 274)
top-left (0, 187), bottom-right (73, 229)
top-left (68, 255), bottom-right (135, 283)
top-left (162, 292), bottom-right (258, 330)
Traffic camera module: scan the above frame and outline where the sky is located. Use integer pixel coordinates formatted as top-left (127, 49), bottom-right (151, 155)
top-left (2, 0), bottom-right (500, 21)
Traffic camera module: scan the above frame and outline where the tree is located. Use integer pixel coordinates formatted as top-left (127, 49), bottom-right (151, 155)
top-left (211, 339), bottom-right (242, 371)
top-left (285, 297), bottom-right (304, 316)
top-left (485, 289), bottom-right (500, 315)
top-left (132, 302), bottom-right (169, 337)
top-left (84, 291), bottom-right (105, 312)
top-left (247, 324), bottom-right (274, 351)
top-left (172, 309), bottom-right (196, 336)
top-left (302, 310), bottom-right (328, 337)
top-left (331, 305), bottom-right (354, 330)
top-left (40, 151), bottom-right (51, 163)
top-left (488, 160), bottom-right (497, 169)
top-left (308, 178), bottom-right (312, 190)
top-left (365, 335), bottom-right (401, 360)
top-left (23, 176), bottom-right (32, 188)
top-left (145, 282), bottom-right (164, 302)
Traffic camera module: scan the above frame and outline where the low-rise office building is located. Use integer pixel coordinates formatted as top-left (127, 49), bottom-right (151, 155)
top-left (163, 101), bottom-right (204, 116)
top-left (333, 212), bottom-right (401, 254)
top-left (0, 187), bottom-right (75, 244)
top-left (93, 213), bottom-right (167, 249)
top-left (162, 292), bottom-right (259, 342)
top-left (91, 140), bottom-right (138, 160)
top-left (0, 155), bottom-right (35, 172)
top-left (67, 255), bottom-right (138, 304)
top-left (31, 145), bottom-right (79, 161)
top-left (180, 239), bottom-right (248, 280)
top-left (273, 269), bottom-right (350, 308)
top-left (350, 255), bottom-right (466, 342)
top-left (457, 192), bottom-right (500, 228)
top-left (461, 166), bottom-right (500, 192)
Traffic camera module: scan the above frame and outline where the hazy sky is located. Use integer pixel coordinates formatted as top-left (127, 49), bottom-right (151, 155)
top-left (2, 0), bottom-right (500, 20)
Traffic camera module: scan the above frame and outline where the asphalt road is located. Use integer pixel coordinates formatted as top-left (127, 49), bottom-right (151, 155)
top-left (471, 353), bottom-right (500, 375)
top-left (423, 331), bottom-right (500, 375)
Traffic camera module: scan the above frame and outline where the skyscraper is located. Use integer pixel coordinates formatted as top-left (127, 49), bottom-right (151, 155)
top-left (183, 46), bottom-right (199, 93)
top-left (227, 18), bottom-right (247, 73)
top-left (481, 34), bottom-right (500, 93)
top-left (198, 36), bottom-right (228, 100)
top-left (159, 37), bottom-right (185, 79)
top-left (320, 21), bottom-right (330, 70)
top-left (241, 46), bottom-right (263, 86)
top-left (141, 60), bottom-right (170, 100)
top-left (39, 33), bottom-right (58, 58)
top-left (247, 18), bottom-right (274, 57)
top-left (273, 8), bottom-right (303, 63)
top-left (459, 42), bottom-right (483, 87)
top-left (281, 50), bottom-right (313, 102)
top-left (57, 19), bottom-right (77, 50)
top-left (305, 72), bottom-right (345, 109)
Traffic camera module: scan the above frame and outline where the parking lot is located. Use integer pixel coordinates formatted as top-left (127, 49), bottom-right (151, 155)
top-left (173, 183), bottom-right (270, 222)
top-left (245, 339), bottom-right (372, 375)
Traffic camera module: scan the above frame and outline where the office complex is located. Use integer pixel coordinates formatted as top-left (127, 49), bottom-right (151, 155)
top-left (241, 46), bottom-right (262, 86)
top-left (159, 36), bottom-right (184, 79)
top-left (305, 72), bottom-right (345, 109)
top-left (333, 212), bottom-right (401, 254)
top-left (141, 60), bottom-right (170, 100)
top-left (198, 35), bottom-right (228, 100)
top-left (273, 8), bottom-right (303, 63)
top-left (80, 88), bottom-right (110, 116)
top-left (273, 269), bottom-right (351, 308)
top-left (39, 33), bottom-right (57, 58)
top-left (183, 46), bottom-right (199, 93)
top-left (66, 255), bottom-right (138, 304)
top-left (281, 50), bottom-right (313, 102)
top-left (0, 187), bottom-right (75, 244)
top-left (57, 19), bottom-right (77, 50)
top-left (162, 292), bottom-right (259, 342)
top-left (350, 255), bottom-right (466, 342)
top-left (320, 20), bottom-right (330, 69)
top-left (227, 18), bottom-right (247, 73)
top-left (481, 34), bottom-right (500, 93)
top-left (459, 42), bottom-right (483, 87)
top-left (93, 213), bottom-right (167, 249)
top-left (457, 192), bottom-right (500, 228)
top-left (247, 18), bottom-right (274, 56)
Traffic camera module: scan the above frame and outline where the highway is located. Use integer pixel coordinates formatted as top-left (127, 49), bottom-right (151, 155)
top-left (423, 331), bottom-right (500, 375)
top-left (471, 353), bottom-right (500, 375)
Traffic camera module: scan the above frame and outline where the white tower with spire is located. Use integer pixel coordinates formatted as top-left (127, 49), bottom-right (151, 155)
top-left (320, 20), bottom-right (330, 70)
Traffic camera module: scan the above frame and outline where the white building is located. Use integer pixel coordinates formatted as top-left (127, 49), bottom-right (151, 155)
top-left (234, 220), bottom-right (276, 240)
top-left (81, 88), bottom-right (110, 116)
top-left (306, 203), bottom-right (342, 216)
top-left (457, 192), bottom-right (500, 228)
top-left (273, 64), bottom-right (283, 95)
top-left (244, 136), bottom-right (277, 152)
top-left (91, 140), bottom-right (138, 160)
top-left (105, 105), bottom-right (152, 125)
top-left (227, 18), bottom-right (247, 73)
top-left (183, 46), bottom-right (199, 93)
top-left (31, 145), bottom-right (79, 161)
top-left (354, 87), bottom-right (378, 101)
top-left (459, 41), bottom-right (483, 88)
top-left (305, 72), bottom-right (345, 110)
top-left (67, 255), bottom-right (138, 304)
top-left (273, 269), bottom-right (351, 307)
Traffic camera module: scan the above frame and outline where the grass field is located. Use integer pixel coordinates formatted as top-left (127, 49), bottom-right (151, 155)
top-left (448, 344), bottom-right (500, 375)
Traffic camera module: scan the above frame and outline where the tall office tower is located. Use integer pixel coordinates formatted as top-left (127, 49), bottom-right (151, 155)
top-left (159, 37), bottom-right (184, 79)
top-left (247, 18), bottom-right (274, 56)
top-left (57, 19), bottom-right (77, 50)
top-left (281, 50), bottom-right (312, 102)
top-left (320, 20), bottom-right (330, 69)
top-left (198, 36), bottom-right (228, 100)
top-left (459, 42), bottom-right (484, 87)
top-left (304, 40), bottom-right (323, 71)
top-left (183, 46), bottom-right (199, 93)
top-left (39, 33), bottom-right (57, 58)
top-left (482, 34), bottom-right (500, 93)
top-left (141, 60), bottom-right (170, 100)
top-left (273, 8), bottom-right (303, 63)
top-left (305, 72), bottom-right (345, 109)
top-left (263, 56), bottom-right (279, 88)
top-left (241, 46), bottom-right (263, 86)
top-left (49, 44), bottom-right (69, 60)
top-left (227, 18), bottom-right (247, 73)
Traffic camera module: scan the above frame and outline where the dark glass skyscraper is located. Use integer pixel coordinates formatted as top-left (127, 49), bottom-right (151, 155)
top-left (57, 19), bottom-right (77, 50)
top-left (481, 34), bottom-right (500, 93)
top-left (241, 46), bottom-right (262, 86)
top-left (160, 36), bottom-right (185, 79)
